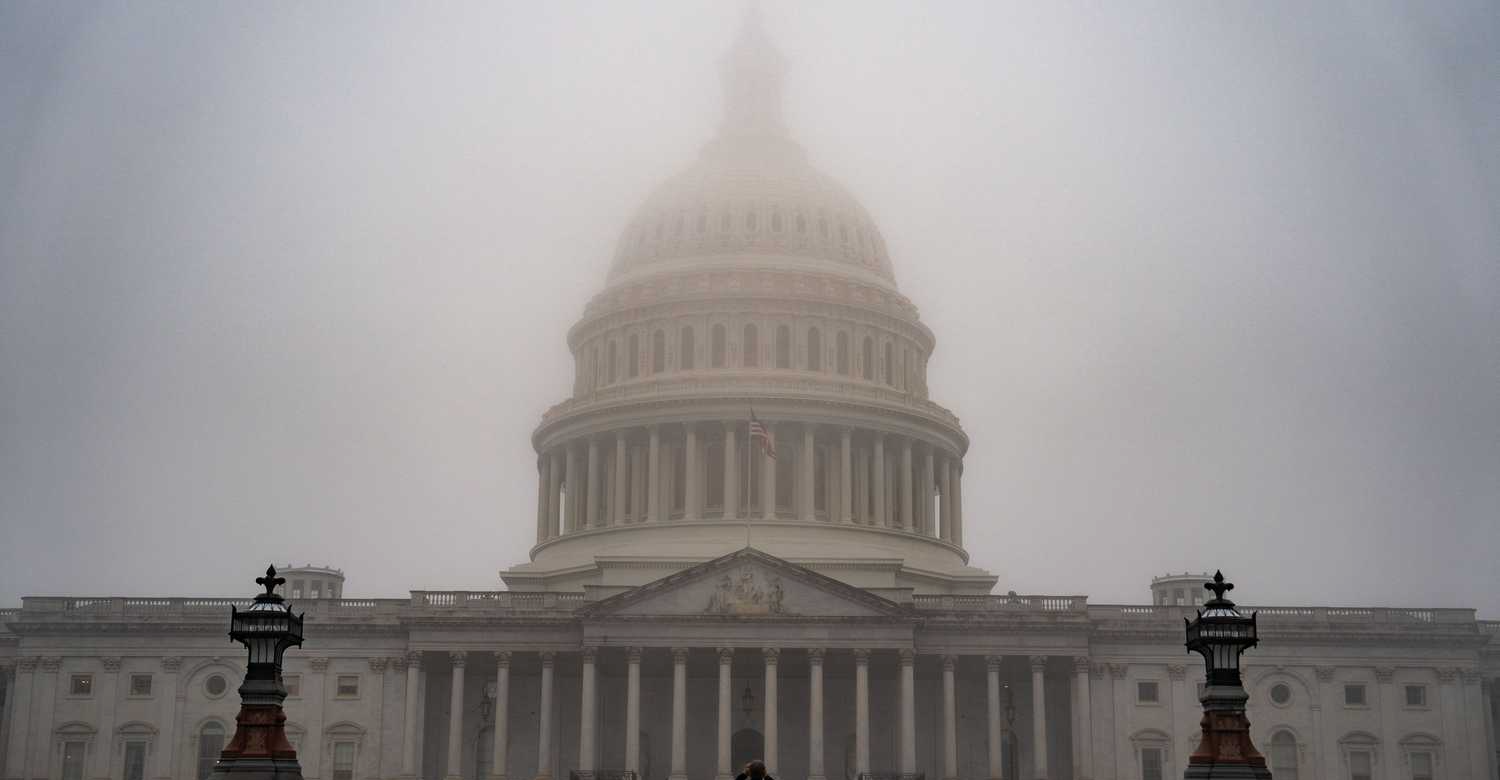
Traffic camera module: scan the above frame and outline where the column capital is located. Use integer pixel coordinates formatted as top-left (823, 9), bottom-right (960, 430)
top-left (100, 656), bottom-right (123, 673)
top-left (717, 647), bottom-right (734, 665)
top-left (1167, 664), bottom-right (1187, 680)
top-left (1028, 655), bottom-right (1048, 672)
top-left (392, 655), bottom-right (410, 672)
top-left (368, 657), bottom-right (390, 673)
top-left (671, 647), bottom-right (690, 664)
top-left (404, 649), bottom-right (423, 666)
top-left (309, 657), bottom-right (331, 672)
top-left (450, 651), bottom-right (468, 668)
top-left (17, 656), bottom-right (39, 673)
top-left (1073, 656), bottom-right (1091, 675)
top-left (1374, 666), bottom-right (1395, 683)
top-left (581, 646), bottom-right (598, 663)
top-left (898, 648), bottom-right (916, 666)
top-left (942, 655), bottom-right (958, 672)
top-left (626, 647), bottom-right (643, 664)
top-left (1108, 663), bottom-right (1128, 679)
top-left (539, 651), bottom-right (556, 668)
top-left (39, 656), bottom-right (62, 673)
top-left (853, 648), bottom-right (871, 665)
top-left (495, 650), bottom-right (512, 668)
top-left (985, 654), bottom-right (1003, 672)
top-left (1436, 667), bottom-right (1458, 683)
top-left (807, 647), bottom-right (826, 665)
top-left (1460, 669), bottom-right (1482, 684)
top-left (1314, 666), bottom-right (1336, 682)
top-left (762, 647), bottom-right (781, 664)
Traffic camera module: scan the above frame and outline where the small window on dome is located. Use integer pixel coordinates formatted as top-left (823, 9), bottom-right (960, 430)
top-left (721, 213), bottom-right (732, 232)
top-left (771, 212), bottom-right (782, 232)
top-left (697, 213), bottom-right (708, 234)
top-left (743, 325), bottom-right (760, 368)
top-left (796, 214), bottom-right (806, 233)
top-left (746, 211), bottom-right (757, 231)
top-left (839, 224), bottom-right (849, 243)
top-left (711, 324), bottom-right (726, 368)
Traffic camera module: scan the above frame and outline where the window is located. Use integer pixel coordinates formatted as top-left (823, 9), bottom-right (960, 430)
top-left (746, 210), bottom-right (757, 231)
top-left (292, 580), bottom-right (304, 598)
top-left (836, 332), bottom-right (850, 375)
top-left (711, 325), bottom-right (726, 368)
top-left (284, 674), bottom-right (301, 698)
top-left (721, 212), bottom-right (731, 232)
top-left (198, 723), bottom-right (225, 780)
top-left (1140, 747), bottom-right (1164, 780)
top-left (129, 674), bottom-right (153, 697)
top-left (1348, 750), bottom-right (1372, 780)
top-left (883, 342), bottom-right (895, 385)
top-left (775, 325), bottom-right (790, 369)
top-left (674, 213), bottom-right (684, 236)
top-left (771, 211), bottom-right (782, 232)
top-left (476, 726), bottom-right (496, 780)
top-left (607, 342), bottom-right (618, 383)
top-left (807, 328), bottom-right (822, 371)
top-left (62, 741), bottom-right (87, 780)
top-left (862, 337), bottom-right (874, 380)
top-left (628, 334), bottom-right (640, 378)
top-left (1405, 684), bottom-right (1427, 707)
top-left (205, 674), bottom-right (228, 697)
top-left (336, 675), bottom-right (360, 697)
top-left (310, 584), bottom-right (321, 599)
top-left (1410, 751), bottom-right (1433, 780)
top-left (70, 674), bottom-right (93, 696)
top-left (1344, 684), bottom-right (1367, 707)
top-left (743, 325), bottom-right (759, 368)
top-left (697, 213), bottom-right (707, 234)
top-left (1270, 682), bottom-right (1292, 705)
top-left (1137, 680), bottom-right (1160, 704)
top-left (680, 327), bottom-right (695, 370)
top-left (796, 214), bottom-right (806, 233)
top-left (652, 330), bottom-right (666, 373)
top-left (332, 741), bottom-right (356, 780)
top-left (1269, 731), bottom-right (1298, 779)
top-left (124, 741), bottom-right (148, 780)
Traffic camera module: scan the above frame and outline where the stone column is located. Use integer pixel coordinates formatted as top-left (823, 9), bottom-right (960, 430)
top-left (670, 648), bottom-right (689, 780)
top-left (801, 426), bottom-right (816, 521)
top-left (3, 658), bottom-right (34, 780)
top-left (854, 649), bottom-right (870, 777)
top-left (492, 652), bottom-right (511, 780)
top-left (854, 447), bottom-right (868, 523)
top-left (939, 457), bottom-right (952, 542)
top-left (648, 426), bottom-right (662, 522)
top-left (630, 445), bottom-right (645, 523)
top-left (1437, 668), bottom-right (1464, 771)
top-left (900, 438), bottom-right (914, 530)
top-left (985, 656), bottom-right (1002, 780)
top-left (538, 652), bottom-right (556, 780)
top-left (724, 424), bottom-right (740, 520)
top-left (444, 652), bottom-right (467, 780)
top-left (684, 424), bottom-right (700, 520)
top-left (89, 657), bottom-right (121, 780)
top-left (1312, 667), bottom-right (1334, 780)
top-left (899, 650), bottom-right (917, 780)
top-left (548, 451), bottom-right (563, 538)
top-left (717, 648), bottom-right (734, 780)
top-left (1029, 656), bottom-right (1048, 780)
top-left (1480, 677), bottom-right (1497, 780)
top-left (579, 648), bottom-right (597, 777)
top-left (1074, 658), bottom-right (1094, 780)
top-left (565, 445), bottom-right (580, 533)
top-left (763, 648), bottom-right (780, 774)
top-left (943, 655), bottom-right (959, 780)
top-left (625, 648), bottom-right (642, 779)
top-left (762, 424), bottom-right (777, 520)
top-left (808, 649), bottom-right (827, 780)
top-left (614, 433), bottom-right (628, 526)
top-left (1376, 666), bottom-right (1400, 767)
top-left (922, 448), bottom-right (935, 535)
top-left (536, 457), bottom-right (550, 543)
top-left (586, 438), bottom-right (601, 529)
top-left (952, 461), bottom-right (964, 546)
top-left (401, 651), bottom-right (422, 778)
top-left (154, 656), bottom-right (180, 780)
top-left (872, 436), bottom-right (886, 527)
top-left (840, 429), bottom-right (853, 523)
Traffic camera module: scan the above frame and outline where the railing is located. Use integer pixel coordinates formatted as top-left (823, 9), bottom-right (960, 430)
top-left (1479, 620), bottom-right (1499, 635)
top-left (911, 594), bottom-right (1088, 614)
top-left (410, 591), bottom-right (588, 610)
top-left (1089, 604), bottom-right (1477, 626)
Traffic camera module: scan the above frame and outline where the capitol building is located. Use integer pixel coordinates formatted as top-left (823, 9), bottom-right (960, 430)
top-left (2, 12), bottom-right (1496, 780)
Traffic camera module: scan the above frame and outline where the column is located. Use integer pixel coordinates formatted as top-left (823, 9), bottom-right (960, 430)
top-left (648, 426), bottom-right (661, 522)
top-left (1312, 667), bottom-right (1334, 780)
top-left (670, 648), bottom-right (689, 780)
top-left (899, 650), bottom-right (917, 780)
top-left (986, 656), bottom-right (1002, 780)
top-left (762, 424), bottom-right (777, 520)
top-left (446, 652), bottom-right (467, 780)
top-left (586, 438), bottom-right (601, 529)
top-left (402, 651), bottom-right (422, 778)
top-left (854, 649), bottom-right (870, 777)
top-left (943, 656), bottom-right (959, 780)
top-left (33, 659), bottom-right (59, 780)
top-left (684, 424), bottom-right (700, 520)
top-left (840, 429), bottom-right (853, 523)
top-left (1480, 677), bottom-right (1497, 780)
top-left (900, 438), bottom-right (913, 530)
top-left (613, 433), bottom-right (628, 526)
top-left (1437, 668), bottom-right (1463, 771)
top-left (537, 652), bottom-right (555, 780)
top-left (492, 652), bottom-right (511, 780)
top-left (872, 436), bottom-right (886, 527)
top-left (808, 649), bottom-right (826, 780)
top-left (724, 424), bottom-right (740, 520)
top-left (579, 648), bottom-right (597, 777)
top-left (565, 445), bottom-right (580, 532)
top-left (922, 448), bottom-right (935, 536)
top-left (1030, 656), bottom-right (1049, 780)
top-left (536, 457), bottom-right (550, 543)
top-left (154, 657), bottom-right (181, 780)
top-left (90, 657), bottom-right (121, 780)
top-left (630, 445), bottom-right (645, 523)
top-left (547, 451), bottom-right (563, 538)
top-left (763, 649), bottom-right (780, 774)
top-left (801, 426), bottom-right (816, 522)
top-left (854, 448), bottom-right (868, 523)
top-left (717, 648), bottom-right (734, 780)
top-left (952, 460), bottom-right (964, 546)
top-left (625, 648), bottom-right (642, 779)
top-left (1377, 666), bottom-right (1400, 768)
top-left (4, 658), bottom-right (34, 780)
top-left (939, 457), bottom-right (953, 542)
top-left (1074, 658), bottom-right (1094, 780)
top-left (1464, 671), bottom-right (1489, 776)
top-left (305, 657), bottom-right (329, 777)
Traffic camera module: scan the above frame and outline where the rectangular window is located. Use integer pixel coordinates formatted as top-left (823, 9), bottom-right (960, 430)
top-left (1137, 680), bottom-right (1160, 703)
top-left (1141, 747), bottom-right (1163, 780)
top-left (69, 674), bottom-right (93, 696)
top-left (124, 742), bottom-right (148, 780)
top-left (1348, 751), bottom-right (1372, 780)
top-left (336, 674), bottom-right (360, 697)
top-left (284, 674), bottom-right (302, 698)
top-left (333, 741), bottom-right (356, 780)
top-left (1405, 684), bottom-right (1427, 707)
top-left (62, 741), bottom-right (87, 780)
top-left (129, 674), bottom-right (153, 697)
top-left (1410, 752), bottom-right (1433, 780)
top-left (1344, 684), bottom-right (1367, 706)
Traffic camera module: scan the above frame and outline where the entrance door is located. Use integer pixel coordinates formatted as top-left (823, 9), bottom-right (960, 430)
top-left (731, 729), bottom-right (765, 773)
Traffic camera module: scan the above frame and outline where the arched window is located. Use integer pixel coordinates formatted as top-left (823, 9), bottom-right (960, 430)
top-left (721, 213), bottom-right (732, 232)
top-left (608, 341), bottom-right (618, 384)
top-left (836, 332), bottom-right (850, 375)
top-left (743, 325), bottom-right (760, 368)
top-left (746, 211), bottom-right (758, 231)
top-left (884, 342), bottom-right (895, 386)
top-left (711, 324), bottom-right (726, 368)
top-left (807, 328), bottom-right (823, 371)
top-left (628, 334), bottom-right (640, 379)
top-left (697, 213), bottom-right (708, 234)
top-left (862, 337), bottom-right (874, 380)
top-left (591, 347), bottom-right (600, 389)
top-left (796, 214), bottom-right (806, 233)
top-left (652, 330), bottom-right (666, 373)
top-left (197, 723), bottom-right (226, 780)
top-left (771, 212), bottom-right (782, 232)
top-left (775, 325), bottom-right (790, 369)
top-left (680, 327), bottom-right (695, 370)
top-left (1268, 731), bottom-right (1298, 780)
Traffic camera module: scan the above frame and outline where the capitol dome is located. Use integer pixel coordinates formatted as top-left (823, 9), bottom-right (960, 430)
top-left (507, 9), bottom-right (994, 596)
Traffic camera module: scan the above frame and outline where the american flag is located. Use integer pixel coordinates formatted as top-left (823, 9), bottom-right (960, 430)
top-left (749, 411), bottom-right (776, 460)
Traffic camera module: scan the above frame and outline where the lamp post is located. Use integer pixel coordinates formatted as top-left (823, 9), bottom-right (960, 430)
top-left (1182, 571), bottom-right (1269, 779)
top-left (209, 566), bottom-right (306, 780)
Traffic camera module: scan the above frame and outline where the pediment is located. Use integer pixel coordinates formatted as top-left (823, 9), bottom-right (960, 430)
top-left (578, 548), bottom-right (909, 619)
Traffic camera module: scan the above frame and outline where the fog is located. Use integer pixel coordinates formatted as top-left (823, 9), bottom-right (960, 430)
top-left (1, 1), bottom-right (1496, 614)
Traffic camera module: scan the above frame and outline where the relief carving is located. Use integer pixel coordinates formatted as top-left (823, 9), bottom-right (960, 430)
top-left (705, 566), bottom-right (786, 615)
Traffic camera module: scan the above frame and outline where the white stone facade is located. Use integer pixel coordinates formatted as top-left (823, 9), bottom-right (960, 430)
top-left (2, 10), bottom-right (1497, 780)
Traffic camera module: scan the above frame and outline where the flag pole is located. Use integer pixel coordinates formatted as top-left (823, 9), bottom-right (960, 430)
top-left (744, 411), bottom-right (752, 549)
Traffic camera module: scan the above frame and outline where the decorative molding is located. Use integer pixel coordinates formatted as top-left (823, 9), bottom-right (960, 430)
top-left (762, 647), bottom-right (780, 664)
top-left (943, 655), bottom-right (958, 672)
top-left (100, 657), bottom-right (122, 673)
top-left (1108, 663), bottom-right (1128, 680)
top-left (40, 656), bottom-right (61, 673)
top-left (626, 647), bottom-right (642, 665)
top-left (1314, 666), bottom-right (1335, 682)
top-left (449, 651), bottom-right (467, 668)
top-left (391, 656), bottom-right (409, 672)
top-left (807, 647), bottom-right (825, 664)
top-left (309, 657), bottom-right (331, 673)
top-left (852, 648), bottom-right (871, 664)
top-left (1374, 666), bottom-right (1395, 683)
top-left (368, 657), bottom-right (389, 673)
top-left (986, 655), bottom-right (1002, 673)
top-left (581, 647), bottom-right (598, 664)
top-left (539, 651), bottom-right (556, 667)
top-left (670, 647), bottom-right (689, 664)
top-left (1460, 669), bottom-right (1481, 684)
top-left (495, 650), bottom-right (513, 668)
top-left (897, 648), bottom-right (915, 665)
top-left (404, 650), bottom-right (423, 666)
top-left (717, 647), bottom-right (734, 664)
top-left (17, 657), bottom-right (39, 673)
top-left (1436, 667), bottom-right (1457, 683)
top-left (1167, 665), bottom-right (1187, 681)
top-left (1073, 656), bottom-right (1091, 675)
top-left (1028, 655), bottom-right (1048, 672)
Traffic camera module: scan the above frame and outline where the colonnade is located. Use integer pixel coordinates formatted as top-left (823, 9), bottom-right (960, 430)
top-left (535, 422), bottom-right (964, 546)
top-left (403, 649), bottom-right (1079, 780)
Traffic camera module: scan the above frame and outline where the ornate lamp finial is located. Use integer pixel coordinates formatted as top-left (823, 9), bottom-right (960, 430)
top-left (1204, 570), bottom-right (1234, 605)
top-left (255, 565), bottom-right (287, 601)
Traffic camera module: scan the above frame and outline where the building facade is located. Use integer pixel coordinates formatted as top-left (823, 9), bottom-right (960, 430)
top-left (2, 12), bottom-right (1497, 780)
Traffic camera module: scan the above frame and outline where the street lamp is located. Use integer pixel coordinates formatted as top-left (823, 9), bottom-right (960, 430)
top-left (208, 566), bottom-right (306, 780)
top-left (1182, 571), bottom-right (1269, 779)
top-left (742, 685), bottom-right (756, 725)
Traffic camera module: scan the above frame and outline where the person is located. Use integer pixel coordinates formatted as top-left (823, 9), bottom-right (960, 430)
top-left (735, 760), bottom-right (773, 780)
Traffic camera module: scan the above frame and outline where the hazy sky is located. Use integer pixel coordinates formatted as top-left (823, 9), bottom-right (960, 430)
top-left (2, 1), bottom-right (1496, 614)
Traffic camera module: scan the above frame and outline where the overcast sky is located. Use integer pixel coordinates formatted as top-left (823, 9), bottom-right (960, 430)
top-left (1, 1), bottom-right (1496, 614)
